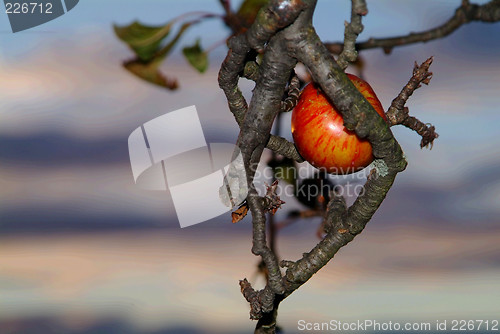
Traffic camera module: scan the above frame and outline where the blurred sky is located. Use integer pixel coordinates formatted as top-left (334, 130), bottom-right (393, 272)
top-left (1, 1), bottom-right (500, 333)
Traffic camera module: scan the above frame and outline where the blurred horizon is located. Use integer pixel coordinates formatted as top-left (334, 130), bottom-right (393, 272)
top-left (1, 0), bottom-right (500, 333)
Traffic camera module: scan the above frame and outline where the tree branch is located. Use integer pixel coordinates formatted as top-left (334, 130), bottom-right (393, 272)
top-left (281, 194), bottom-right (350, 290)
top-left (237, 11), bottom-right (303, 299)
top-left (219, 20), bottom-right (304, 162)
top-left (280, 74), bottom-right (301, 112)
top-left (240, 278), bottom-right (263, 320)
top-left (242, 63), bottom-right (304, 161)
top-left (218, 1), bottom-right (308, 330)
top-left (276, 7), bottom-right (408, 295)
top-left (267, 135), bottom-right (304, 161)
top-left (243, 60), bottom-right (260, 81)
top-left (219, 34), bottom-right (250, 124)
top-left (337, 0), bottom-right (367, 69)
top-left (326, 0), bottom-right (500, 55)
top-left (290, 26), bottom-right (407, 170)
top-left (386, 57), bottom-right (439, 148)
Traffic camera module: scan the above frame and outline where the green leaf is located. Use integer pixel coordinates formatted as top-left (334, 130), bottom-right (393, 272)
top-left (182, 39), bottom-right (208, 73)
top-left (114, 21), bottom-right (173, 62)
top-left (123, 58), bottom-right (178, 90)
top-left (236, 0), bottom-right (268, 28)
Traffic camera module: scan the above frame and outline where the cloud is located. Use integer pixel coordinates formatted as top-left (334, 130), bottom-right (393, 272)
top-left (0, 26), bottom-right (235, 141)
top-left (0, 228), bottom-right (499, 332)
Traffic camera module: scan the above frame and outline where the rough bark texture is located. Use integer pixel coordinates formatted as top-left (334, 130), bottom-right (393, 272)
top-left (216, 0), bottom-right (500, 333)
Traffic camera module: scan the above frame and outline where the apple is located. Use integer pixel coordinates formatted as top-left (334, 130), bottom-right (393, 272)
top-left (291, 74), bottom-right (386, 175)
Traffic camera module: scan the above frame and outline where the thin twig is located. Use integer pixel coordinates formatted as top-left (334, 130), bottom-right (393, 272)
top-left (218, 2), bottom-right (307, 326)
top-left (326, 0), bottom-right (500, 55)
top-left (220, 37), bottom-right (303, 162)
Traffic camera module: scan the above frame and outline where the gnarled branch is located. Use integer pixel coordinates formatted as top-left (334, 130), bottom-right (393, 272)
top-left (219, 1), bottom-right (440, 333)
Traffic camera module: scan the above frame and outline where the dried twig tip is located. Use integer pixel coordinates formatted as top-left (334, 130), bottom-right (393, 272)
top-left (264, 180), bottom-right (285, 215)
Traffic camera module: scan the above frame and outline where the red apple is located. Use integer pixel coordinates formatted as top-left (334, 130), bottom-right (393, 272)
top-left (291, 74), bottom-right (386, 175)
